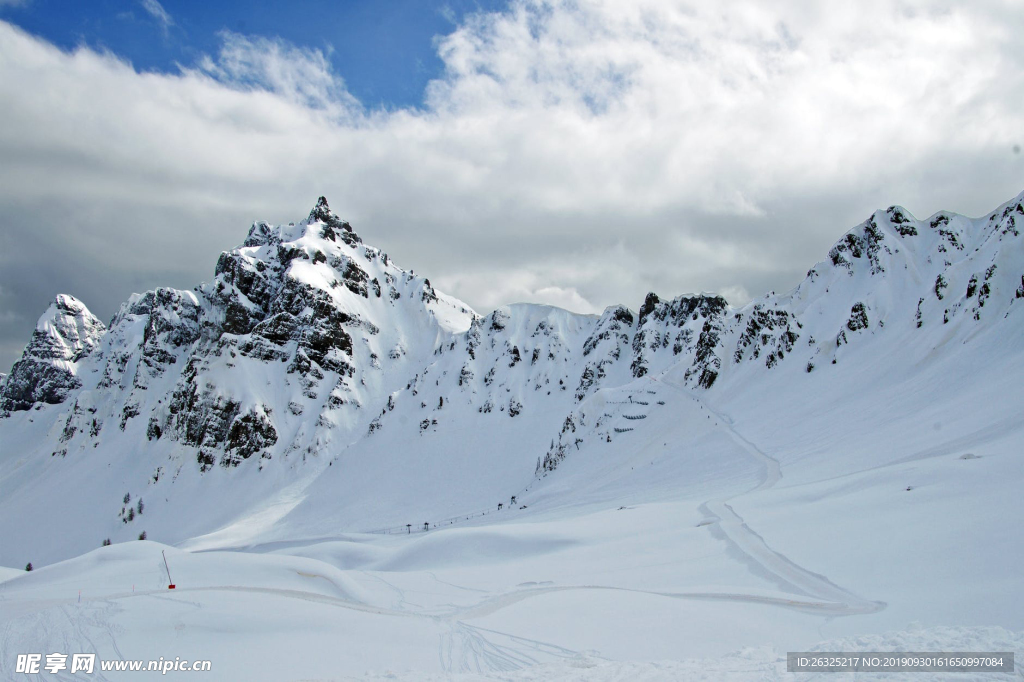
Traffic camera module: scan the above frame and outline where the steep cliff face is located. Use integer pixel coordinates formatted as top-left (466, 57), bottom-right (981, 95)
top-left (575, 305), bottom-right (634, 402)
top-left (0, 295), bottom-right (106, 412)
top-left (630, 293), bottom-right (729, 387)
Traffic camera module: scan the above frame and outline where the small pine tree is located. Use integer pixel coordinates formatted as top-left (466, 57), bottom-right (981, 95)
top-left (138, 531), bottom-right (147, 541)
top-left (25, 562), bottom-right (32, 571)
top-left (102, 538), bottom-right (112, 547)
top-left (137, 499), bottom-right (144, 515)
top-left (127, 507), bottom-right (135, 522)
top-left (124, 492), bottom-right (131, 505)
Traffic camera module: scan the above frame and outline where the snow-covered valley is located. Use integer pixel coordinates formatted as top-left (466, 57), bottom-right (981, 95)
top-left (1, 194), bottom-right (1022, 679)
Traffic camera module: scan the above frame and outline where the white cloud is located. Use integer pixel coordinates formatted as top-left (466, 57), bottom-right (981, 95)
top-left (195, 32), bottom-right (360, 115)
top-left (434, 267), bottom-right (604, 315)
top-left (0, 0), bottom-right (1023, 371)
top-left (532, 287), bottom-right (602, 314)
top-left (139, 0), bottom-right (173, 33)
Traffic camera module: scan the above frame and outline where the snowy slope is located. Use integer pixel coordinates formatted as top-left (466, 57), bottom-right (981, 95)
top-left (0, 192), bottom-right (1022, 679)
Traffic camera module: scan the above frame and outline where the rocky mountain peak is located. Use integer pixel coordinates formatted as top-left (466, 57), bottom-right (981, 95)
top-left (0, 294), bottom-right (106, 412)
top-left (306, 196), bottom-right (358, 245)
top-left (307, 196), bottom-right (350, 230)
top-left (308, 196), bottom-right (333, 222)
top-left (637, 292), bottom-right (660, 326)
top-left (34, 294), bottom-right (106, 357)
top-left (50, 293), bottom-right (91, 318)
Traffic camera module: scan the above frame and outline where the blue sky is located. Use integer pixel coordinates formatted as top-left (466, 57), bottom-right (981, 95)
top-left (0, 0), bottom-right (507, 108)
top-left (0, 1), bottom-right (1022, 373)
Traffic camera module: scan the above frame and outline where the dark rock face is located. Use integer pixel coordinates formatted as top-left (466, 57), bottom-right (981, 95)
top-left (222, 408), bottom-right (278, 466)
top-left (489, 309), bottom-right (510, 332)
top-left (421, 279), bottom-right (439, 304)
top-left (829, 215), bottom-right (888, 276)
top-left (3, 362), bottom-right (82, 413)
top-left (846, 303), bottom-right (869, 331)
top-left (167, 360), bottom-right (242, 452)
top-left (243, 220), bottom-right (282, 248)
top-left (310, 196), bottom-right (360, 247)
top-left (637, 293), bottom-right (660, 326)
top-left (688, 317), bottom-right (724, 389)
top-left (268, 280), bottom-right (356, 374)
top-left (733, 304), bottom-right (800, 369)
top-left (576, 305), bottom-right (634, 401)
top-left (631, 294), bottom-right (727, 380)
top-left (340, 259), bottom-right (370, 298)
top-left (125, 288), bottom-right (203, 379)
top-left (243, 313), bottom-right (300, 360)
top-left (0, 295), bottom-right (106, 412)
top-left (887, 206), bottom-right (918, 236)
top-left (582, 306), bottom-right (633, 359)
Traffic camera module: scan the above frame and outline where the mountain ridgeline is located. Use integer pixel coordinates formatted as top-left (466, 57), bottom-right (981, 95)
top-left (2, 192), bottom-right (1023, 532)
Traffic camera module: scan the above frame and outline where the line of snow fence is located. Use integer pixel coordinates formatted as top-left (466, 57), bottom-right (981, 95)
top-left (362, 480), bottom-right (537, 535)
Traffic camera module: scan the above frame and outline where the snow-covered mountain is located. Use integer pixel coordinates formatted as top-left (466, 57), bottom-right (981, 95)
top-left (1, 193), bottom-right (1023, 680)
top-left (1, 191), bottom-right (1023, 567)
top-left (1, 294), bottom-right (106, 413)
top-left (16, 198), bottom-right (473, 461)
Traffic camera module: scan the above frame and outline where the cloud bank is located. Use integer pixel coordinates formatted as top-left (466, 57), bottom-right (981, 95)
top-left (1, 0), bottom-right (1023, 371)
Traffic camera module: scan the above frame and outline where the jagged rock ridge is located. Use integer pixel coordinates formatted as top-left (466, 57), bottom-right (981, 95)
top-left (2, 189), bottom-right (1023, 493)
top-left (2, 198), bottom-right (476, 469)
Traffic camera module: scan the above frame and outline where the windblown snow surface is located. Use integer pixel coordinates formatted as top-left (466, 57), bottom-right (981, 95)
top-left (1, 195), bottom-right (1023, 680)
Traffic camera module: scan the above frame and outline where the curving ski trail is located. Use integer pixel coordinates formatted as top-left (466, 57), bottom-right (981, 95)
top-left (656, 372), bottom-right (884, 617)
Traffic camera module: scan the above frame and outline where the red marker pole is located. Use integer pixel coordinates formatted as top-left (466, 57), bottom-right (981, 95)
top-left (162, 550), bottom-right (175, 589)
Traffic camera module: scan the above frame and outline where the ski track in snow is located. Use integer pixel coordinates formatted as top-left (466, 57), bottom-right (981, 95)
top-left (0, 600), bottom-right (123, 682)
top-left (656, 371), bottom-right (885, 619)
top-left (439, 621), bottom-right (579, 674)
top-left (0, 582), bottom-right (870, 678)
